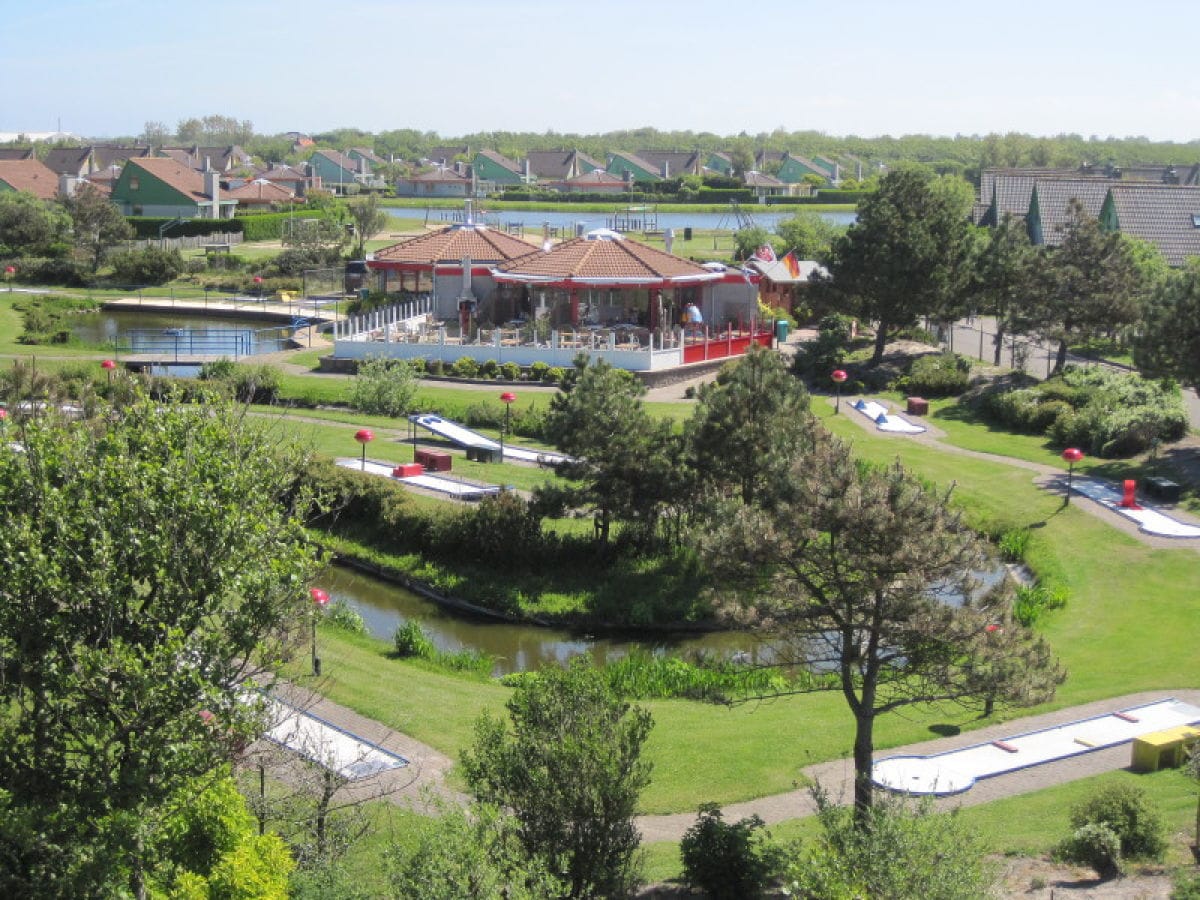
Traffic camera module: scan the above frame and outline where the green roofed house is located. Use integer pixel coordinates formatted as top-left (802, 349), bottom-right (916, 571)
top-left (1099, 183), bottom-right (1200, 267)
top-left (775, 153), bottom-right (831, 185)
top-left (473, 149), bottom-right (525, 187)
top-left (1024, 178), bottom-right (1111, 247)
top-left (606, 151), bottom-right (660, 184)
top-left (110, 157), bottom-right (236, 218)
top-left (705, 151), bottom-right (733, 176)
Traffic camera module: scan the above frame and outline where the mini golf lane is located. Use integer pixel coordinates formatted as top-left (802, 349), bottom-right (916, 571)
top-left (263, 696), bottom-right (408, 780)
top-left (851, 398), bottom-right (926, 434)
top-left (336, 458), bottom-right (501, 499)
top-left (1071, 477), bottom-right (1200, 539)
top-left (873, 698), bottom-right (1200, 796)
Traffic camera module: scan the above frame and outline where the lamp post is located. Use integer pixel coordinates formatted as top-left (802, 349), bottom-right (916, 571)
top-left (355, 428), bottom-right (374, 470)
top-left (0, 407), bottom-right (7, 430)
top-left (4, 265), bottom-right (14, 291)
top-left (831, 369), bottom-right (848, 414)
top-left (309, 587), bottom-right (330, 675)
top-left (499, 391), bottom-right (516, 461)
top-left (101, 358), bottom-right (117, 386)
top-left (1061, 447), bottom-right (1083, 504)
top-left (253, 274), bottom-right (263, 303)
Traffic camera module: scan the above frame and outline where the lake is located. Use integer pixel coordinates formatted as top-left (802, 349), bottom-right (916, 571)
top-left (71, 309), bottom-right (297, 359)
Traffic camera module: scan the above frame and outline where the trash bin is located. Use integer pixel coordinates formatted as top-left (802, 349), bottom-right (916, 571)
top-left (684, 226), bottom-right (693, 241)
top-left (358, 288), bottom-right (369, 302)
top-left (775, 319), bottom-right (790, 343)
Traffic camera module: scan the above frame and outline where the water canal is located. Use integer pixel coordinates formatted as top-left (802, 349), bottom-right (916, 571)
top-left (387, 207), bottom-right (856, 235)
top-left (71, 309), bottom-right (298, 359)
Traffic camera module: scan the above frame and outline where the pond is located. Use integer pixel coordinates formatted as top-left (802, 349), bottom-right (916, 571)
top-left (316, 561), bottom-right (1013, 677)
top-left (71, 309), bottom-right (297, 358)
top-left (387, 207), bottom-right (856, 236)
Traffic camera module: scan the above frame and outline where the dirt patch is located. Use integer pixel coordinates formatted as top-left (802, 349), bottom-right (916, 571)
top-left (997, 856), bottom-right (1174, 898)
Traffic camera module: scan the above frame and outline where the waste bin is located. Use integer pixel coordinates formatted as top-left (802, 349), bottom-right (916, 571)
top-left (775, 320), bottom-right (790, 343)
top-left (358, 288), bottom-right (369, 302)
top-left (684, 226), bottom-right (693, 241)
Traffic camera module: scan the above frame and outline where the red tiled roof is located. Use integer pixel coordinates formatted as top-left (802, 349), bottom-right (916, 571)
top-left (0, 159), bottom-right (60, 200)
top-left (370, 224), bottom-right (537, 266)
top-left (566, 169), bottom-right (623, 185)
top-left (495, 234), bottom-right (718, 285)
top-left (124, 157), bottom-right (210, 201)
top-left (226, 179), bottom-right (295, 202)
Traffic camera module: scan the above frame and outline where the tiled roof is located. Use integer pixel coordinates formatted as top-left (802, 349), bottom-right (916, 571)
top-left (261, 164), bottom-right (307, 183)
top-left (476, 149), bottom-right (522, 176)
top-left (426, 146), bottom-right (469, 165)
top-left (977, 168), bottom-right (1087, 223)
top-left (160, 148), bottom-right (195, 167)
top-left (525, 149), bottom-right (603, 179)
top-left (0, 159), bottom-right (60, 199)
top-left (350, 147), bottom-right (384, 165)
top-left (42, 146), bottom-right (92, 175)
top-left (226, 179), bottom-right (295, 202)
top-left (91, 145), bottom-right (151, 169)
top-left (635, 150), bottom-right (702, 176)
top-left (313, 148), bottom-right (357, 171)
top-left (743, 171), bottom-right (785, 187)
top-left (371, 224), bottom-right (537, 266)
top-left (1105, 184), bottom-right (1200, 267)
top-left (124, 157), bottom-right (211, 202)
top-left (565, 169), bottom-right (623, 185)
top-left (407, 168), bottom-right (469, 183)
top-left (495, 233), bottom-right (715, 284)
top-left (1031, 179), bottom-right (1112, 246)
top-left (0, 148), bottom-right (35, 161)
top-left (755, 150), bottom-right (786, 167)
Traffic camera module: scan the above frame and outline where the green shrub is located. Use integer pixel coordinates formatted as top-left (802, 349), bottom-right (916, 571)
top-left (1173, 869), bottom-right (1200, 899)
top-left (499, 361), bottom-right (522, 381)
top-left (324, 598), bottom-right (366, 634)
top-left (998, 528), bottom-right (1031, 563)
top-left (462, 401), bottom-right (503, 429)
top-left (393, 620), bottom-right (437, 658)
top-left (478, 359), bottom-right (499, 380)
top-left (1069, 782), bottom-right (1167, 860)
top-left (232, 364), bottom-right (280, 404)
top-left (108, 246), bottom-right (185, 286)
top-left (529, 361), bottom-right (549, 382)
top-left (898, 351), bottom-right (971, 397)
top-left (1013, 583), bottom-right (1068, 626)
top-left (426, 358), bottom-right (444, 376)
top-left (351, 355), bottom-right (417, 417)
top-left (451, 356), bottom-right (479, 379)
top-left (680, 803), bottom-right (782, 900)
top-left (1059, 822), bottom-right (1123, 878)
top-left (543, 366), bottom-right (565, 384)
top-left (199, 358), bottom-right (238, 381)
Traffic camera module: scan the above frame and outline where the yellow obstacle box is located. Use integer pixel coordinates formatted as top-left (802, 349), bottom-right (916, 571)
top-left (1131, 724), bottom-right (1200, 772)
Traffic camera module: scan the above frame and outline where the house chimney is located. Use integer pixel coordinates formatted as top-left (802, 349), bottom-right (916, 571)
top-left (58, 175), bottom-right (78, 198)
top-left (524, 158), bottom-right (531, 184)
top-left (204, 156), bottom-right (212, 172)
top-left (205, 171), bottom-right (221, 219)
top-left (358, 156), bottom-right (368, 175)
top-left (664, 160), bottom-right (670, 179)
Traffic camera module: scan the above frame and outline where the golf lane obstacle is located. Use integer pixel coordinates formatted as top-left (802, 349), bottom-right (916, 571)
top-left (336, 457), bottom-right (501, 500)
top-left (1067, 477), bottom-right (1200, 538)
top-left (262, 695), bottom-right (408, 780)
top-left (851, 398), bottom-right (927, 435)
top-left (409, 413), bottom-right (573, 466)
top-left (872, 698), bottom-right (1200, 797)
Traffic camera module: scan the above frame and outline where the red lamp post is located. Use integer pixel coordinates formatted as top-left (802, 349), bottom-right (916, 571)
top-left (499, 391), bottom-right (516, 461)
top-left (1061, 447), bottom-right (1083, 504)
top-left (101, 358), bottom-right (117, 386)
top-left (4, 265), bottom-right (14, 291)
top-left (0, 407), bottom-right (7, 428)
top-left (354, 428), bottom-right (374, 471)
top-left (310, 587), bottom-right (330, 675)
top-left (831, 369), bottom-right (848, 414)
top-left (253, 274), bottom-right (263, 300)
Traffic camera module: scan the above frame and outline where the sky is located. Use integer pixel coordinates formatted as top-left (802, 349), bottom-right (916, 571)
top-left (3, 0), bottom-right (1199, 144)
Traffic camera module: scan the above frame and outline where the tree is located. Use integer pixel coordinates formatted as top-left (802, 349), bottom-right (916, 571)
top-left (539, 356), bottom-right (682, 549)
top-left (1134, 260), bottom-right (1200, 388)
top-left (346, 193), bottom-right (388, 260)
top-left (733, 225), bottom-right (779, 262)
top-left (141, 120), bottom-right (170, 147)
top-left (460, 660), bottom-right (653, 899)
top-left (0, 189), bottom-right (68, 257)
top-left (1037, 199), bottom-right (1143, 373)
top-left (825, 165), bottom-right (975, 363)
top-left (703, 431), bottom-right (1063, 823)
top-left (0, 392), bottom-right (321, 897)
top-left (774, 211), bottom-right (843, 262)
top-left (62, 182), bottom-right (134, 272)
top-left (686, 345), bottom-right (815, 506)
top-left (177, 114), bottom-right (254, 146)
top-left (281, 207), bottom-right (350, 263)
top-left (971, 213), bottom-right (1039, 365)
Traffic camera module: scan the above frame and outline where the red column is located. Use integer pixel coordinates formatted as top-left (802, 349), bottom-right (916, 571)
top-left (570, 289), bottom-right (579, 326)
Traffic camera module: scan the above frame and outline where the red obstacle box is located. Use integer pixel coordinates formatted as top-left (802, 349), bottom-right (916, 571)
top-left (392, 463), bottom-right (424, 478)
top-left (415, 448), bottom-right (452, 472)
top-left (906, 396), bottom-right (929, 416)
top-left (991, 740), bottom-right (1019, 753)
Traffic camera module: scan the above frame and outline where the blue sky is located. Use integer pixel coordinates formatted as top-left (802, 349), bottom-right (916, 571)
top-left (3, 0), bottom-right (1198, 142)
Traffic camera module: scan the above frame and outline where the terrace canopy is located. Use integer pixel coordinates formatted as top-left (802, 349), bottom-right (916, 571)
top-left (491, 229), bottom-right (730, 329)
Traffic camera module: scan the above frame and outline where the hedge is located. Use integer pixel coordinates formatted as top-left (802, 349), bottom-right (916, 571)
top-left (126, 217), bottom-right (242, 240)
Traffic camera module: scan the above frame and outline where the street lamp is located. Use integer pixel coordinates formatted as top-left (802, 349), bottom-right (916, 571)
top-left (101, 358), bottom-right (117, 386)
top-left (831, 369), bottom-right (848, 414)
top-left (309, 587), bottom-right (330, 675)
top-left (355, 428), bottom-right (374, 470)
top-left (1061, 447), bottom-right (1083, 504)
top-left (499, 391), bottom-right (516, 461)
top-left (4, 265), bottom-right (14, 291)
top-left (253, 275), bottom-right (263, 302)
